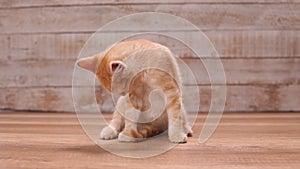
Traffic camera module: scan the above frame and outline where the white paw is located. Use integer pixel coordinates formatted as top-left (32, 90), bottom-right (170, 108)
top-left (100, 126), bottom-right (118, 140)
top-left (118, 132), bottom-right (143, 142)
top-left (169, 131), bottom-right (187, 143)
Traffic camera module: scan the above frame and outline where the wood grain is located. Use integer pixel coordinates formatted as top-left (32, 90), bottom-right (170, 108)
top-left (182, 58), bottom-right (300, 85)
top-left (0, 112), bottom-right (299, 169)
top-left (1, 58), bottom-right (299, 87)
top-left (1, 31), bottom-right (299, 62)
top-left (0, 87), bottom-right (74, 112)
top-left (0, 4), bottom-right (300, 34)
top-left (0, 85), bottom-right (299, 112)
top-left (1, 0), bottom-right (299, 9)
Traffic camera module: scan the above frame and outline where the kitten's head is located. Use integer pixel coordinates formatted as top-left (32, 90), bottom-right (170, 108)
top-left (76, 42), bottom-right (135, 95)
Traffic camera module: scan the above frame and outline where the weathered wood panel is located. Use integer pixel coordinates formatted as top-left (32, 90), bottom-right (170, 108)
top-left (0, 60), bottom-right (75, 87)
top-left (278, 85), bottom-right (300, 111)
top-left (184, 85), bottom-right (300, 112)
top-left (2, 33), bottom-right (89, 61)
top-left (208, 30), bottom-right (300, 58)
top-left (0, 34), bottom-right (9, 60)
top-left (1, 0), bottom-right (299, 9)
top-left (0, 87), bottom-right (74, 112)
top-left (6, 33), bottom-right (88, 61)
top-left (0, 1), bottom-right (299, 113)
top-left (1, 31), bottom-right (299, 61)
top-left (0, 58), bottom-right (298, 87)
top-left (0, 85), bottom-right (299, 112)
top-left (1, 4), bottom-right (300, 34)
top-left (182, 58), bottom-right (300, 85)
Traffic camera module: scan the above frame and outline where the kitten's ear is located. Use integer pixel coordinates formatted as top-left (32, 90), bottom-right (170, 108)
top-left (109, 61), bottom-right (127, 74)
top-left (76, 55), bottom-right (98, 73)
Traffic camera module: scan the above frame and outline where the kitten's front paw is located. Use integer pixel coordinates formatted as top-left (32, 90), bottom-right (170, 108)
top-left (100, 126), bottom-right (118, 140)
top-left (169, 132), bottom-right (187, 143)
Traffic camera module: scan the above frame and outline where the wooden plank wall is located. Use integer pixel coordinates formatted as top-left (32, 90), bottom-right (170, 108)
top-left (0, 0), bottom-right (299, 112)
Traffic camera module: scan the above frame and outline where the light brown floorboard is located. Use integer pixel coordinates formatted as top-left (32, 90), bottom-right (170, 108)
top-left (0, 112), bottom-right (299, 169)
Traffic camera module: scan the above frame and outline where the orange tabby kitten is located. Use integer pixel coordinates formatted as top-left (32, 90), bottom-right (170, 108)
top-left (76, 39), bottom-right (192, 143)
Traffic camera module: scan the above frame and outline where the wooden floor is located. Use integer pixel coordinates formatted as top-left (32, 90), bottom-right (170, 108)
top-left (0, 111), bottom-right (299, 169)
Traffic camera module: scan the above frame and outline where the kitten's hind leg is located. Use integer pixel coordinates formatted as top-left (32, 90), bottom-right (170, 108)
top-left (182, 108), bottom-right (193, 137)
top-left (100, 110), bottom-right (124, 140)
top-left (164, 86), bottom-right (193, 142)
top-left (166, 95), bottom-right (189, 143)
